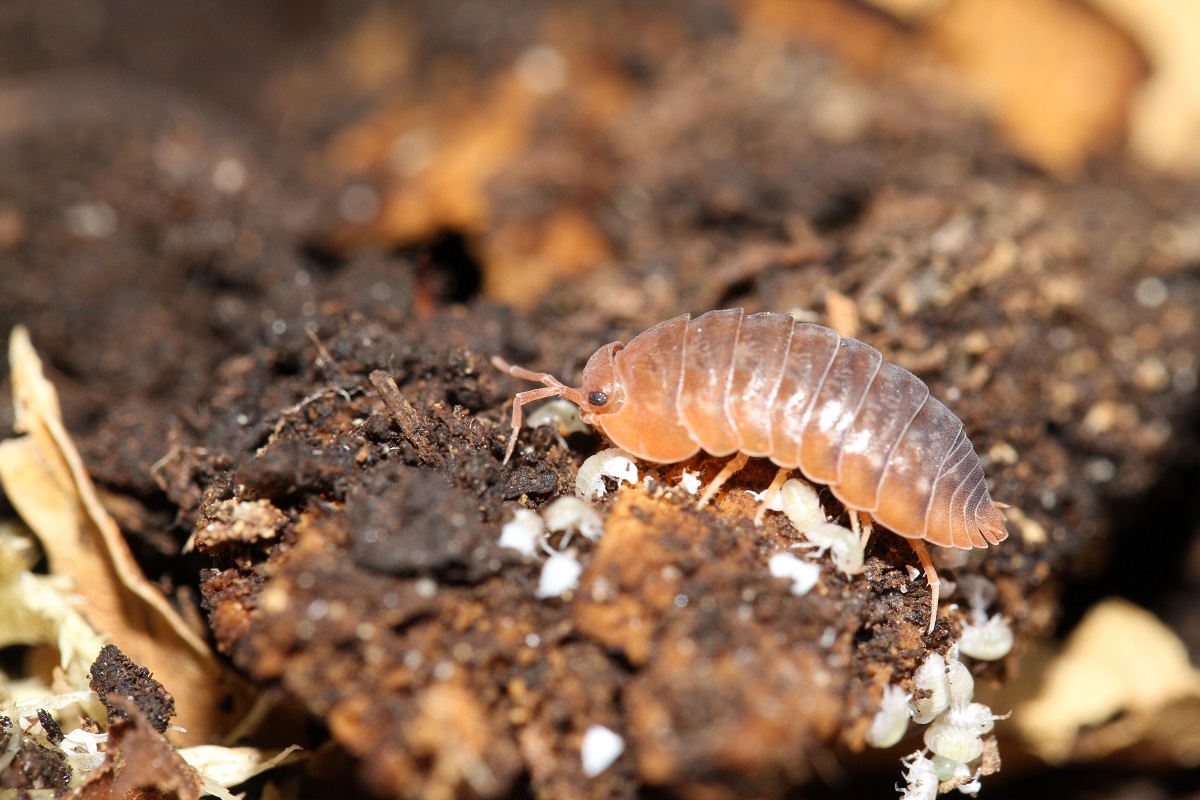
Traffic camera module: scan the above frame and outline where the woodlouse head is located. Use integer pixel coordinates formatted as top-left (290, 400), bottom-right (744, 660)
top-left (578, 342), bottom-right (626, 422)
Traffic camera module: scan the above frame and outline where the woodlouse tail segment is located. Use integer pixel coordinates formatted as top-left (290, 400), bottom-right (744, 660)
top-left (491, 356), bottom-right (584, 464)
top-left (976, 499), bottom-right (1010, 546)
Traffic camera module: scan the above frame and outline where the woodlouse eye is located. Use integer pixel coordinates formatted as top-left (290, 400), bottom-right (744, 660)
top-left (588, 391), bottom-right (608, 407)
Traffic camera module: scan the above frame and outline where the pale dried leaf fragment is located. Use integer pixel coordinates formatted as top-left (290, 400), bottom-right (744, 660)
top-left (1015, 598), bottom-right (1200, 763)
top-left (927, 0), bottom-right (1143, 174)
top-left (0, 326), bottom-right (256, 744)
top-left (180, 744), bottom-right (304, 795)
top-left (1088, 0), bottom-right (1200, 173)
top-left (0, 522), bottom-right (107, 697)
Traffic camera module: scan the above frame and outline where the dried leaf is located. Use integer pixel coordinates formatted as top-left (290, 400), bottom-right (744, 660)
top-left (0, 326), bottom-right (256, 744)
top-left (926, 0), bottom-right (1143, 174)
top-left (1087, 0), bottom-right (1200, 173)
top-left (179, 744), bottom-right (303, 791)
top-left (1015, 598), bottom-right (1200, 764)
top-left (0, 522), bottom-right (107, 698)
top-left (63, 696), bottom-right (205, 800)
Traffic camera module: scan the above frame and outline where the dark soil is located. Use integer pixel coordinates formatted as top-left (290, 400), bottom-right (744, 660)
top-left (89, 643), bottom-right (177, 734)
top-left (2, 2), bottom-right (1199, 799)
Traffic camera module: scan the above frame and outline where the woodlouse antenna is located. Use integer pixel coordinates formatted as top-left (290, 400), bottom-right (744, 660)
top-left (491, 356), bottom-right (585, 464)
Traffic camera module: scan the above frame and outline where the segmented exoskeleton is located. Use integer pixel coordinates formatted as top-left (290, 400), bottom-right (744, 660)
top-left (493, 308), bottom-right (1008, 632)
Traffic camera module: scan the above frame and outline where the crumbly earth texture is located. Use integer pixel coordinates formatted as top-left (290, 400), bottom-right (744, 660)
top-left (88, 643), bottom-right (177, 735)
top-left (2, 2), bottom-right (1200, 799)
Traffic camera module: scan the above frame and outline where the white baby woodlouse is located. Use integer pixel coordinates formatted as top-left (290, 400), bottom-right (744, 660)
top-left (958, 613), bottom-right (1014, 661)
top-left (526, 397), bottom-right (591, 436)
top-left (923, 718), bottom-right (984, 764)
top-left (941, 700), bottom-right (1006, 736)
top-left (777, 478), bottom-right (826, 533)
top-left (498, 508), bottom-right (544, 558)
top-left (909, 652), bottom-right (950, 724)
top-left (898, 751), bottom-right (939, 800)
top-left (794, 521), bottom-right (864, 576)
top-left (866, 684), bottom-right (913, 749)
top-left (956, 574), bottom-right (1013, 660)
top-left (536, 549), bottom-right (582, 599)
top-left (945, 647), bottom-right (975, 704)
top-left (542, 496), bottom-right (604, 541)
top-left (575, 448), bottom-right (638, 500)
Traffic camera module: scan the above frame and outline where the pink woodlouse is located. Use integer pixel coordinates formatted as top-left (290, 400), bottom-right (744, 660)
top-left (493, 308), bottom-right (1008, 632)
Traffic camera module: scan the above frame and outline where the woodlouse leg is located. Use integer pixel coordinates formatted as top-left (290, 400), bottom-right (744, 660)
top-left (907, 538), bottom-right (941, 635)
top-left (502, 386), bottom-right (566, 463)
top-left (859, 510), bottom-right (874, 550)
top-left (697, 452), bottom-right (750, 509)
top-left (492, 355), bottom-right (584, 464)
top-left (753, 467), bottom-right (792, 526)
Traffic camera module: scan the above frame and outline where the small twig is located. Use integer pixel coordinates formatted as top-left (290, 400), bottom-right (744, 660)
top-left (369, 370), bottom-right (444, 466)
top-left (307, 326), bottom-right (355, 387)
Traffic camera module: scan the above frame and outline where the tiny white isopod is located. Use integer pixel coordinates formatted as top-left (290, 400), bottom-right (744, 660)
top-left (778, 478), bottom-right (825, 533)
top-left (942, 700), bottom-right (1003, 736)
top-left (959, 612), bottom-right (1014, 661)
top-left (679, 469), bottom-right (701, 495)
top-left (537, 550), bottom-right (583, 599)
top-left (910, 652), bottom-right (950, 724)
top-left (527, 397), bottom-right (591, 435)
top-left (543, 496), bottom-right (605, 541)
top-left (797, 521), bottom-right (864, 576)
top-left (866, 684), bottom-right (912, 749)
top-left (945, 647), bottom-right (975, 704)
top-left (499, 508), bottom-right (544, 557)
top-left (768, 552), bottom-right (821, 596)
top-left (575, 448), bottom-right (639, 500)
top-left (957, 574), bottom-right (998, 612)
top-left (924, 719), bottom-right (984, 763)
top-left (898, 751), bottom-right (939, 800)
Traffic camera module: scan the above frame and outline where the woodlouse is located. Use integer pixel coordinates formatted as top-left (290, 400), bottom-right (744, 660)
top-left (493, 308), bottom-right (1009, 632)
